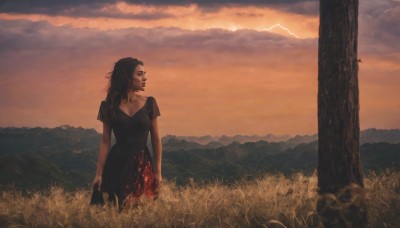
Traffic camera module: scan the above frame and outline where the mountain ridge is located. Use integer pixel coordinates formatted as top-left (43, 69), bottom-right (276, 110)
top-left (0, 126), bottom-right (399, 190)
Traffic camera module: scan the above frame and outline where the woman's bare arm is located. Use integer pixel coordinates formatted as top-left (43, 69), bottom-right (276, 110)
top-left (150, 117), bottom-right (162, 181)
top-left (95, 122), bottom-right (112, 177)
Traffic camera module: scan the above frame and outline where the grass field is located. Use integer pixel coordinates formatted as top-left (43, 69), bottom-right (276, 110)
top-left (1, 170), bottom-right (399, 227)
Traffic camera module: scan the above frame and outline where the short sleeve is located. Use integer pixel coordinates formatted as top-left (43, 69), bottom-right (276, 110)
top-left (97, 101), bottom-right (111, 124)
top-left (149, 96), bottom-right (161, 119)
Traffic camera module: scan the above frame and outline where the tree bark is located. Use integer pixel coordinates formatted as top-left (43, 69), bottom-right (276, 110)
top-left (318, 0), bottom-right (362, 196)
top-left (317, 0), bottom-right (367, 227)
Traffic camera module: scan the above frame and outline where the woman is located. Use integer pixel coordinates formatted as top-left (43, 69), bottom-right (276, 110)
top-left (91, 57), bottom-right (163, 210)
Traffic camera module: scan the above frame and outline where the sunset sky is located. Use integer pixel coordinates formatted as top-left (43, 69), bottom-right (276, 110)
top-left (0, 0), bottom-right (399, 137)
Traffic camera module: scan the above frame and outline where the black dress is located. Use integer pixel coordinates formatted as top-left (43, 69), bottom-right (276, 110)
top-left (90, 96), bottom-right (161, 208)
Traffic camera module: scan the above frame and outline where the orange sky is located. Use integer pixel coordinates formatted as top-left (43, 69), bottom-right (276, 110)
top-left (0, 2), bottom-right (399, 137)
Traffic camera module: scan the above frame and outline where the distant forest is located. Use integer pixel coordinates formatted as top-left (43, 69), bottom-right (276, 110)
top-left (0, 126), bottom-right (399, 191)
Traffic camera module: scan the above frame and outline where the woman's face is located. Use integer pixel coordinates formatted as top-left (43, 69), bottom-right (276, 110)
top-left (130, 64), bottom-right (147, 91)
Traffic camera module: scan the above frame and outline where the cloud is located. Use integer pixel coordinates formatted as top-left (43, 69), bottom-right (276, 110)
top-left (359, 0), bottom-right (400, 54)
top-left (0, 19), bottom-right (316, 76)
top-left (0, 0), bottom-right (318, 18)
top-left (3, 19), bottom-right (305, 50)
top-left (273, 1), bottom-right (318, 16)
top-left (0, 4), bottom-right (319, 39)
top-left (0, 1), bottom-right (174, 20)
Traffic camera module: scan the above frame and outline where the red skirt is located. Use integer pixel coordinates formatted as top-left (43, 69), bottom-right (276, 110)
top-left (93, 143), bottom-right (159, 208)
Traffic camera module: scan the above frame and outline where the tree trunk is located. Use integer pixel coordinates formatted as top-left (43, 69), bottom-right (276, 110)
top-left (317, 0), bottom-right (367, 227)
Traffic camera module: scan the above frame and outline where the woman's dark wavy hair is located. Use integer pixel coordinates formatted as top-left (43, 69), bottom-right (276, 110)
top-left (105, 57), bottom-right (143, 119)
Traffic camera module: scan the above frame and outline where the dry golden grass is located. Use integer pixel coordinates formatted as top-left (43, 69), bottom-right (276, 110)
top-left (0, 170), bottom-right (399, 227)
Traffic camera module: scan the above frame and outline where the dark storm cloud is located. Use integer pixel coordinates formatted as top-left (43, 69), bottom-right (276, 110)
top-left (132, 0), bottom-right (319, 15)
top-left (0, 0), bottom-right (173, 20)
top-left (0, 19), bottom-right (313, 56)
top-left (0, 0), bottom-right (112, 14)
top-left (0, 0), bottom-right (397, 56)
top-left (127, 0), bottom-right (314, 6)
top-left (0, 0), bottom-right (318, 17)
top-left (359, 0), bottom-right (400, 54)
top-left (274, 1), bottom-right (318, 16)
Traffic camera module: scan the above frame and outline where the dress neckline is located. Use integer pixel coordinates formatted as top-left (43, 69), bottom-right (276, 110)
top-left (117, 97), bottom-right (149, 118)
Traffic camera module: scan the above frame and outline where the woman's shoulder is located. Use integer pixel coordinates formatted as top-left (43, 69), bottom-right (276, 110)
top-left (100, 100), bottom-right (111, 108)
top-left (97, 99), bottom-right (112, 123)
top-left (144, 95), bottom-right (157, 102)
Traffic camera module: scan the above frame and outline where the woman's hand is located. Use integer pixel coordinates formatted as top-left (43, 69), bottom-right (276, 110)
top-left (154, 172), bottom-right (163, 188)
top-left (92, 175), bottom-right (102, 191)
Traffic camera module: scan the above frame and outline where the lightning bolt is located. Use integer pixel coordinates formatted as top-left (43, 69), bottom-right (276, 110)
top-left (260, 24), bottom-right (300, 38)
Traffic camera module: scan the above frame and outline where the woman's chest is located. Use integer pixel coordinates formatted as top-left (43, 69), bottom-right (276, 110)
top-left (112, 108), bottom-right (151, 133)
